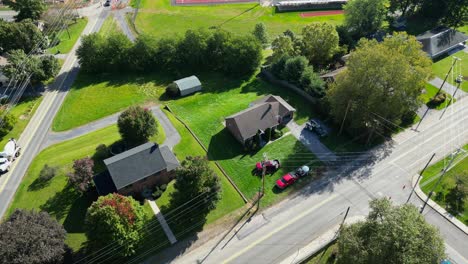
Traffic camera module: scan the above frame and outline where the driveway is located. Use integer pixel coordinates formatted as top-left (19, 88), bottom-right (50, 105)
top-left (43, 106), bottom-right (181, 150)
top-left (286, 121), bottom-right (337, 163)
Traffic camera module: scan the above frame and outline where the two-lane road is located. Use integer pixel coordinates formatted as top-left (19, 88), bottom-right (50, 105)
top-left (0, 9), bottom-right (109, 218)
top-left (150, 97), bottom-right (468, 264)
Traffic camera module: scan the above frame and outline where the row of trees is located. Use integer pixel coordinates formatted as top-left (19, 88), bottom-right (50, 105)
top-left (77, 29), bottom-right (263, 77)
top-left (326, 32), bottom-right (432, 139)
top-left (3, 0), bottom-right (47, 21)
top-left (0, 19), bottom-right (46, 54)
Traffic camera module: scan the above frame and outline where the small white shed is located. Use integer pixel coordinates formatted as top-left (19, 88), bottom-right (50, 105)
top-left (173, 76), bottom-right (202, 96)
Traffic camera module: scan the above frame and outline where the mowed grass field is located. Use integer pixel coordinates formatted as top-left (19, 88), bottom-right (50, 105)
top-left (420, 144), bottom-right (468, 224)
top-left (419, 83), bottom-right (455, 110)
top-left (134, 0), bottom-right (344, 37)
top-left (166, 75), bottom-right (321, 206)
top-left (8, 122), bottom-right (175, 253)
top-left (432, 51), bottom-right (468, 92)
top-left (48, 18), bottom-right (88, 54)
top-left (99, 14), bottom-right (122, 37)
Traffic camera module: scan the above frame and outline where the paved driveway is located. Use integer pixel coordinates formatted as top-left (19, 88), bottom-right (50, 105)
top-left (287, 121), bottom-right (337, 163)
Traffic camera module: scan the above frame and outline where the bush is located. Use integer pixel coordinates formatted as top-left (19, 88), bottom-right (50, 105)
top-left (272, 129), bottom-right (283, 139)
top-left (117, 106), bottom-right (158, 146)
top-left (300, 68), bottom-right (325, 97)
top-left (152, 187), bottom-right (163, 199)
top-left (282, 56), bottom-right (309, 84)
top-left (0, 110), bottom-right (17, 139)
top-left (428, 92), bottom-right (447, 108)
top-left (270, 55), bottom-right (289, 76)
top-left (166, 83), bottom-right (180, 97)
top-left (400, 111), bottom-right (417, 126)
top-left (39, 164), bottom-right (57, 181)
top-left (159, 184), bottom-right (167, 191)
top-left (94, 144), bottom-right (109, 160)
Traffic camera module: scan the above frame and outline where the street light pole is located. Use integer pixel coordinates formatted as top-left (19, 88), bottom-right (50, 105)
top-left (406, 153), bottom-right (436, 204)
top-left (420, 150), bottom-right (459, 214)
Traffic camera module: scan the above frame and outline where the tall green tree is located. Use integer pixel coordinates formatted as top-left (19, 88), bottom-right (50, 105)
top-left (222, 35), bottom-right (262, 76)
top-left (0, 19), bottom-right (46, 54)
top-left (3, 50), bottom-right (60, 85)
top-left (343, 0), bottom-right (389, 37)
top-left (300, 22), bottom-right (339, 66)
top-left (85, 194), bottom-right (146, 257)
top-left (0, 111), bottom-right (17, 139)
top-left (337, 198), bottom-right (446, 264)
top-left (76, 33), bottom-right (106, 73)
top-left (271, 35), bottom-right (295, 61)
top-left (252, 22), bottom-right (269, 46)
top-left (327, 33), bottom-right (432, 138)
top-left (177, 29), bottom-right (211, 70)
top-left (67, 157), bottom-right (94, 193)
top-left (418, 0), bottom-right (468, 27)
top-left (4, 0), bottom-right (47, 21)
top-left (171, 156), bottom-right (221, 211)
top-left (117, 106), bottom-right (158, 147)
top-left (0, 209), bottom-right (66, 264)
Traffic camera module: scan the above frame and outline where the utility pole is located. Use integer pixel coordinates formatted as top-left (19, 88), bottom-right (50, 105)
top-left (406, 153), bottom-right (436, 204)
top-left (261, 152), bottom-right (267, 197)
top-left (338, 100), bottom-right (351, 136)
top-left (420, 150), bottom-right (459, 214)
top-left (433, 58), bottom-right (458, 98)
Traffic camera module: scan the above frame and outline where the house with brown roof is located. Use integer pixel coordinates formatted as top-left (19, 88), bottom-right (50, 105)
top-left (93, 142), bottom-right (180, 196)
top-left (225, 95), bottom-right (296, 145)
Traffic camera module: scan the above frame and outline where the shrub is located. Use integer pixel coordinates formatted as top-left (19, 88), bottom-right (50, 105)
top-left (428, 92), bottom-right (447, 107)
top-left (94, 144), bottom-right (109, 160)
top-left (0, 111), bottom-right (17, 139)
top-left (270, 54), bottom-right (289, 77)
top-left (272, 129), bottom-right (283, 139)
top-left (39, 164), bottom-right (57, 181)
top-left (67, 157), bottom-right (94, 193)
top-left (300, 68), bottom-right (325, 97)
top-left (166, 83), bottom-right (179, 97)
top-left (282, 56), bottom-right (309, 84)
top-left (159, 184), bottom-right (167, 191)
top-left (152, 187), bottom-right (163, 199)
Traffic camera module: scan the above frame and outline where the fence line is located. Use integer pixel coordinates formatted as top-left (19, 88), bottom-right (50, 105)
top-left (164, 105), bottom-right (249, 204)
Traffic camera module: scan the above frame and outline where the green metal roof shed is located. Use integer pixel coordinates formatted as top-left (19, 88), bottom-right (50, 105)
top-left (174, 75), bottom-right (202, 96)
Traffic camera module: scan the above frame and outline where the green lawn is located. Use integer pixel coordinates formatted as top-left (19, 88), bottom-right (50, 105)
top-left (0, 96), bottom-right (43, 147)
top-left (7, 125), bottom-right (122, 250)
top-left (420, 144), bottom-right (468, 224)
top-left (304, 242), bottom-right (338, 264)
top-left (135, 0), bottom-right (344, 38)
top-left (48, 18), bottom-right (88, 54)
top-left (158, 109), bottom-right (245, 225)
top-left (166, 75), bottom-right (321, 206)
top-left (432, 51), bottom-right (468, 92)
top-left (0, 5), bottom-right (11, 10)
top-left (52, 73), bottom-right (170, 131)
top-left (420, 83), bottom-right (455, 110)
top-left (100, 14), bottom-right (122, 37)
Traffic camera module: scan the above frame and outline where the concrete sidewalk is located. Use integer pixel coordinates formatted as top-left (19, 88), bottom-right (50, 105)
top-left (429, 78), bottom-right (467, 100)
top-left (278, 216), bottom-right (364, 264)
top-left (148, 199), bottom-right (178, 245)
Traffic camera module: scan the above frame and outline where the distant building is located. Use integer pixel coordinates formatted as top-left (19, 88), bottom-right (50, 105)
top-left (173, 75), bottom-right (202, 97)
top-left (93, 143), bottom-right (179, 196)
top-left (275, 0), bottom-right (347, 12)
top-left (225, 95), bottom-right (295, 145)
top-left (417, 27), bottom-right (468, 59)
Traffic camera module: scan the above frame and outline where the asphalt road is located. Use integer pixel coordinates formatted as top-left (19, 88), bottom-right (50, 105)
top-left (0, 10), bottom-right (16, 21)
top-left (149, 97), bottom-right (468, 264)
top-left (0, 9), bottom-right (109, 218)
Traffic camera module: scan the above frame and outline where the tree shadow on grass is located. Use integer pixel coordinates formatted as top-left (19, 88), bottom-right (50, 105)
top-left (62, 191), bottom-right (96, 233)
top-left (207, 128), bottom-right (245, 161)
top-left (28, 177), bottom-right (53, 191)
top-left (40, 184), bottom-right (82, 221)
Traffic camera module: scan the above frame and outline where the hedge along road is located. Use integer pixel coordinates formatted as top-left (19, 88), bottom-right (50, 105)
top-left (0, 9), bottom-right (110, 219)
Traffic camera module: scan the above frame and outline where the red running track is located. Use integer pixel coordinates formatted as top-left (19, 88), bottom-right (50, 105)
top-left (175, 0), bottom-right (253, 4)
top-left (300, 10), bottom-right (344, 17)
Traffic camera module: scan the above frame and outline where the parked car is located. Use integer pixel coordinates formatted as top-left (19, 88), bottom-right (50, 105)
top-left (305, 119), bottom-right (327, 137)
top-left (255, 159), bottom-right (280, 174)
top-left (276, 165), bottom-right (310, 189)
top-left (0, 138), bottom-right (21, 173)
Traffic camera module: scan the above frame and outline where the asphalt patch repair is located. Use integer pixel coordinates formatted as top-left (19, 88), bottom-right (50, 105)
top-left (300, 10), bottom-right (344, 17)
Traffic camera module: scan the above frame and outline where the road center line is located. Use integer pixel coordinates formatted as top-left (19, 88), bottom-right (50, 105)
top-left (223, 193), bottom-right (338, 264)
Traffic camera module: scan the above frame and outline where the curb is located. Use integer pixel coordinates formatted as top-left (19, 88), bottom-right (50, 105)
top-left (412, 174), bottom-right (468, 234)
top-left (279, 216), bottom-right (365, 264)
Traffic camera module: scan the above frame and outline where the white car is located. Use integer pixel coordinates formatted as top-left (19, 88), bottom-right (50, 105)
top-left (0, 139), bottom-right (20, 173)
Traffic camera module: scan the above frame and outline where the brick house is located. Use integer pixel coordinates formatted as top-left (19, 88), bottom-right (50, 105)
top-left (225, 95), bottom-right (296, 145)
top-left (93, 143), bottom-right (179, 196)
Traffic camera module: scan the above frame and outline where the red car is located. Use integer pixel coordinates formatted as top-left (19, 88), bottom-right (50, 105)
top-left (255, 159), bottom-right (280, 174)
top-left (276, 165), bottom-right (310, 189)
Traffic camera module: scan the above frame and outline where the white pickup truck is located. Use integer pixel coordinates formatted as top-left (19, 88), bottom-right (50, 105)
top-left (0, 138), bottom-right (21, 173)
